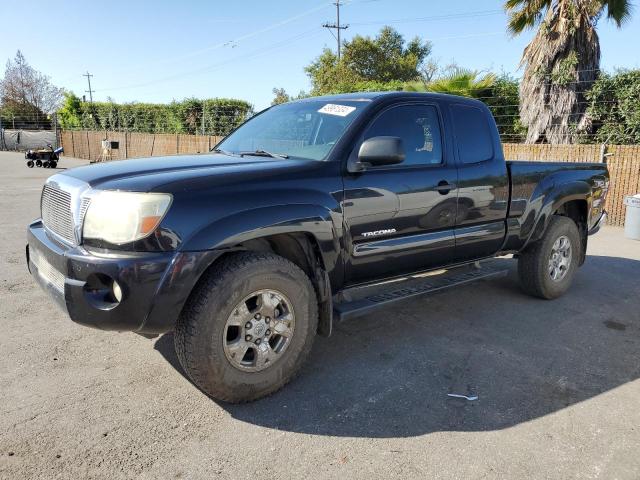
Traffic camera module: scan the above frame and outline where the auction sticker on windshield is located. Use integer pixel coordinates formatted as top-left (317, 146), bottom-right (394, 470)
top-left (318, 104), bottom-right (357, 117)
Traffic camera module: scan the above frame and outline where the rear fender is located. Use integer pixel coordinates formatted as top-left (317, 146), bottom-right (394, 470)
top-left (524, 181), bottom-right (591, 249)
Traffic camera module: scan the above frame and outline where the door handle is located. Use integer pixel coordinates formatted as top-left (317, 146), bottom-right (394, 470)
top-left (436, 181), bottom-right (455, 195)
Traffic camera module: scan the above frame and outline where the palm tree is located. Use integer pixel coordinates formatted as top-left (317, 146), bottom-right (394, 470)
top-left (506, 0), bottom-right (632, 143)
top-left (404, 67), bottom-right (496, 98)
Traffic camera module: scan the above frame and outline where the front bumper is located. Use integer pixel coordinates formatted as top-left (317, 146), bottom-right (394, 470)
top-left (27, 220), bottom-right (220, 334)
top-left (588, 210), bottom-right (607, 236)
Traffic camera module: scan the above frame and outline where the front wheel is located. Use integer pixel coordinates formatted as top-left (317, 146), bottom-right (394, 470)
top-left (518, 215), bottom-right (581, 299)
top-left (174, 251), bottom-right (318, 403)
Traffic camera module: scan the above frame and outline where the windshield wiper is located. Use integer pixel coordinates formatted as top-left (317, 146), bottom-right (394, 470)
top-left (211, 148), bottom-right (240, 156)
top-left (238, 149), bottom-right (289, 159)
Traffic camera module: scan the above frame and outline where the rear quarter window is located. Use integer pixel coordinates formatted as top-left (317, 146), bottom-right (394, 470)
top-left (450, 104), bottom-right (494, 164)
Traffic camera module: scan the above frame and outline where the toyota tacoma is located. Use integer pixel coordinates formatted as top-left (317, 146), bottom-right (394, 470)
top-left (27, 92), bottom-right (609, 402)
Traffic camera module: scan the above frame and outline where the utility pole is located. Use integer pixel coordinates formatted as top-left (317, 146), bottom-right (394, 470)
top-left (83, 72), bottom-right (95, 104)
top-left (323, 1), bottom-right (348, 60)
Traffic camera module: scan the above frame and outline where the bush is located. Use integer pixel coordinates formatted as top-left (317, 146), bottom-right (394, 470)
top-left (484, 74), bottom-right (527, 142)
top-left (584, 69), bottom-right (640, 144)
top-left (57, 94), bottom-right (253, 136)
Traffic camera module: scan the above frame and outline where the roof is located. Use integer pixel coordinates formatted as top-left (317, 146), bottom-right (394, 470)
top-left (295, 91), bottom-right (483, 106)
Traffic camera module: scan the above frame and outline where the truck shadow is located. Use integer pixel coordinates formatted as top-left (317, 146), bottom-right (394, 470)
top-left (154, 255), bottom-right (640, 438)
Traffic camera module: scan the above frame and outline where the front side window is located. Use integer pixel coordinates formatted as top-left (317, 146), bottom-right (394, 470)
top-left (216, 100), bottom-right (368, 161)
top-left (364, 104), bottom-right (443, 166)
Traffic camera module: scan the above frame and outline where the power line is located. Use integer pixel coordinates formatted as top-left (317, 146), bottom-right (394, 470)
top-left (95, 28), bottom-right (324, 93)
top-left (350, 9), bottom-right (503, 26)
top-left (323, 1), bottom-right (349, 60)
top-left (112, 1), bottom-right (332, 76)
top-left (428, 31), bottom-right (504, 42)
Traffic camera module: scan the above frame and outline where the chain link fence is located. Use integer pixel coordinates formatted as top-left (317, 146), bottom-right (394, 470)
top-left (57, 129), bottom-right (639, 228)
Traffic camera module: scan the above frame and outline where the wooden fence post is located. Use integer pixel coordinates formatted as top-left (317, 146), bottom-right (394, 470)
top-left (70, 131), bottom-right (76, 158)
top-left (86, 131), bottom-right (91, 161)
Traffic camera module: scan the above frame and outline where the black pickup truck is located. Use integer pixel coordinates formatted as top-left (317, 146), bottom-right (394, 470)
top-left (27, 92), bottom-right (609, 402)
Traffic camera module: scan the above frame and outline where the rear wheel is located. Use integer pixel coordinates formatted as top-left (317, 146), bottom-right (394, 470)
top-left (518, 215), bottom-right (581, 299)
top-left (174, 251), bottom-right (318, 403)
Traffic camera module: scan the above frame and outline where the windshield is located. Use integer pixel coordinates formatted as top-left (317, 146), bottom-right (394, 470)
top-left (216, 100), bottom-right (369, 161)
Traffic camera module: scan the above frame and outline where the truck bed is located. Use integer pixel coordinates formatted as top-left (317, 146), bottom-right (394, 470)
top-left (504, 160), bottom-right (609, 250)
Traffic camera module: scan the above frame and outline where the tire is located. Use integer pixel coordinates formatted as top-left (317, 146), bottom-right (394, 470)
top-left (35, 160), bottom-right (42, 167)
top-left (174, 251), bottom-right (318, 403)
top-left (27, 160), bottom-right (34, 168)
top-left (518, 215), bottom-right (581, 299)
top-left (49, 161), bottom-right (57, 169)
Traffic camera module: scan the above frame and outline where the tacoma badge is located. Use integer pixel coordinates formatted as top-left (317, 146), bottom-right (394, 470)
top-left (362, 228), bottom-right (397, 237)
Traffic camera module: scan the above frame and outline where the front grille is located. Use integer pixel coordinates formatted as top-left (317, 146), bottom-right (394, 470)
top-left (41, 184), bottom-right (75, 244)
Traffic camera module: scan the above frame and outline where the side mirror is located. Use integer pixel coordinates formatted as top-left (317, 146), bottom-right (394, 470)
top-left (350, 136), bottom-right (405, 172)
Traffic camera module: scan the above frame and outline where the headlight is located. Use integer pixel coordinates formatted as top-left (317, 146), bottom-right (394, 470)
top-left (82, 191), bottom-right (172, 245)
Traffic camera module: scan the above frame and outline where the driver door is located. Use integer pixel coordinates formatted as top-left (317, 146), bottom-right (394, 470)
top-left (343, 103), bottom-right (458, 285)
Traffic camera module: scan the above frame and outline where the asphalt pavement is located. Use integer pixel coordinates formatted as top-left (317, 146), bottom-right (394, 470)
top-left (1, 151), bottom-right (639, 479)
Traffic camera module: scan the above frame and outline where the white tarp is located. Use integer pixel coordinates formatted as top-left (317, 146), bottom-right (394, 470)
top-left (1, 129), bottom-right (56, 151)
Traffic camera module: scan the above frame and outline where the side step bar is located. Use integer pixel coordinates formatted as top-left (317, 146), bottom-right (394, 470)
top-left (333, 262), bottom-right (509, 322)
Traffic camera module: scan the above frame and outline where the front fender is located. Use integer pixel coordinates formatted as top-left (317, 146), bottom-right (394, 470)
top-left (180, 203), bottom-right (343, 280)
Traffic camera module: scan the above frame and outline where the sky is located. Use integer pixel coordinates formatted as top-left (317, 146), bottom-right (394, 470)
top-left (1, 0), bottom-right (638, 110)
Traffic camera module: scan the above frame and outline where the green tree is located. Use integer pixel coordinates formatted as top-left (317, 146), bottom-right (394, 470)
top-left (305, 27), bottom-right (431, 95)
top-left (56, 92), bottom-right (82, 129)
top-left (271, 87), bottom-right (292, 105)
top-left (305, 49), bottom-right (361, 95)
top-left (505, 0), bottom-right (632, 143)
top-left (342, 26), bottom-right (431, 82)
top-left (404, 67), bottom-right (496, 97)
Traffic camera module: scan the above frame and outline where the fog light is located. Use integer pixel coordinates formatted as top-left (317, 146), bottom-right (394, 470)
top-left (83, 273), bottom-right (121, 310)
top-left (112, 280), bottom-right (123, 303)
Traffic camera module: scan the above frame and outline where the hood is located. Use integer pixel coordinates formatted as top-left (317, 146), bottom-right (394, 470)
top-left (61, 153), bottom-right (318, 192)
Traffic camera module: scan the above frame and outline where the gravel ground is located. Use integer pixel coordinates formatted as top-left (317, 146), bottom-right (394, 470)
top-left (1, 151), bottom-right (639, 480)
